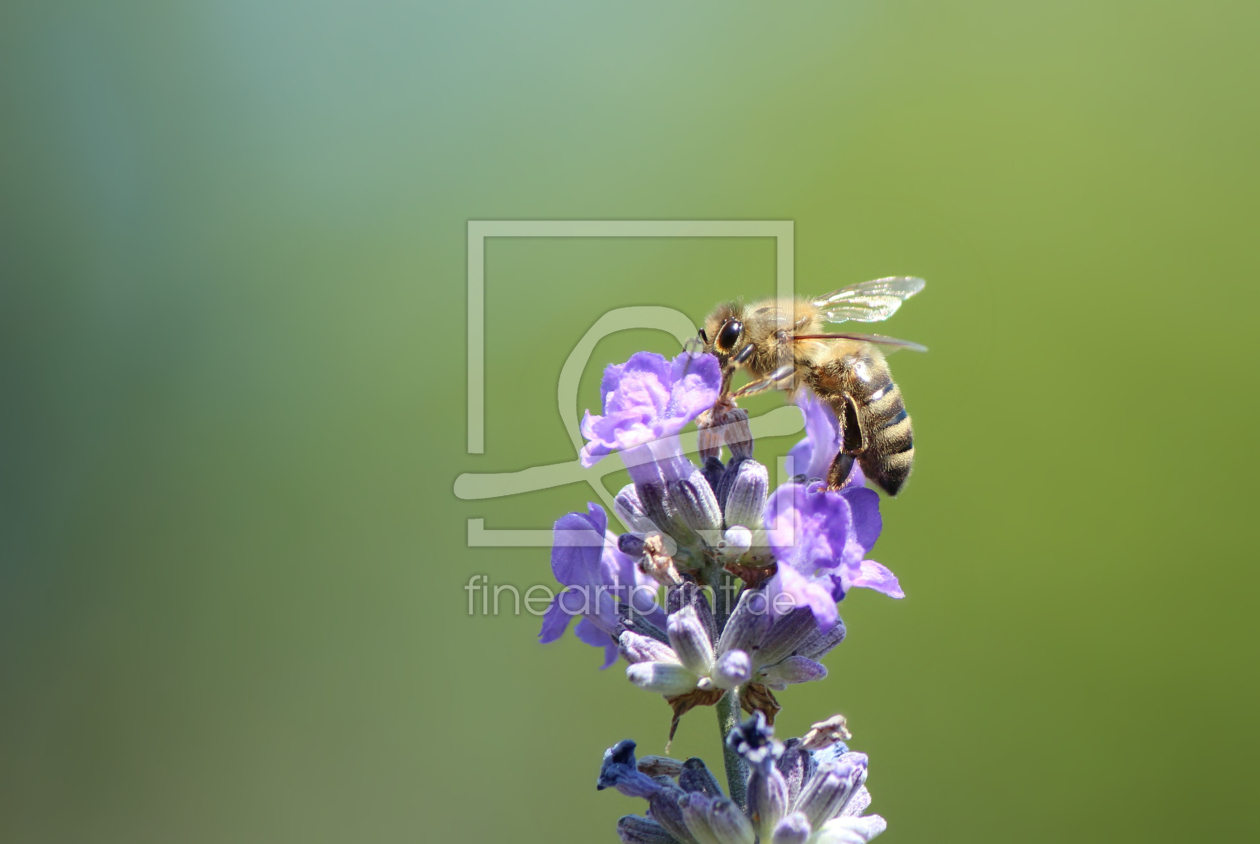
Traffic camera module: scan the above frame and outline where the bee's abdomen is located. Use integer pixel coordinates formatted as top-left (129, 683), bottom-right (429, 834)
top-left (812, 350), bottom-right (916, 495)
top-left (860, 380), bottom-right (914, 496)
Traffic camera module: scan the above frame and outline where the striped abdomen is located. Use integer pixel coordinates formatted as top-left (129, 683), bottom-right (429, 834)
top-left (815, 348), bottom-right (915, 496)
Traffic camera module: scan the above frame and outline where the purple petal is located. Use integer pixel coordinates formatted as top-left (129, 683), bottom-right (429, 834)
top-left (632, 566), bottom-right (666, 614)
top-left (550, 504), bottom-right (607, 587)
top-left (601, 530), bottom-right (640, 593)
top-left (664, 351), bottom-right (722, 428)
top-left (849, 559), bottom-right (905, 599)
top-left (767, 565), bottom-right (838, 633)
top-left (575, 617), bottom-right (620, 668)
top-left (579, 351), bottom-right (721, 468)
top-left (785, 439), bottom-right (815, 481)
top-left (627, 576), bottom-right (667, 631)
top-left (842, 487), bottom-right (882, 554)
top-left (538, 594), bottom-right (572, 644)
top-left (787, 391), bottom-right (841, 481)
top-left (578, 411), bottom-right (614, 467)
top-left (603, 352), bottom-right (672, 413)
top-left (619, 436), bottom-right (698, 487)
top-left (764, 483), bottom-right (857, 576)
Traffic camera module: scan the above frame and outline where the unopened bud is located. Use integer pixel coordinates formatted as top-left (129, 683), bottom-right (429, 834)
top-left (667, 474), bottom-right (723, 539)
top-left (718, 458), bottom-right (768, 530)
top-left (666, 606), bottom-right (715, 677)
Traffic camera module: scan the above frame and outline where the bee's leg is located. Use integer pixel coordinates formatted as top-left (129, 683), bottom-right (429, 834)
top-left (826, 453), bottom-right (856, 490)
top-left (828, 395), bottom-right (867, 487)
top-left (839, 393), bottom-right (866, 454)
top-left (730, 364), bottom-right (795, 399)
top-left (733, 343), bottom-right (756, 364)
top-left (826, 394), bottom-right (867, 490)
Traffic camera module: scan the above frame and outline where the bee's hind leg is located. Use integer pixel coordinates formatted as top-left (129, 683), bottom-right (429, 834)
top-left (825, 394), bottom-right (866, 490)
top-left (730, 364), bottom-right (795, 399)
top-left (825, 453), bottom-right (856, 490)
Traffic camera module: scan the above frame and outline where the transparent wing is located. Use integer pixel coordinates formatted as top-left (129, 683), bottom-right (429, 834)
top-left (811, 276), bottom-right (925, 324)
top-left (793, 332), bottom-right (928, 354)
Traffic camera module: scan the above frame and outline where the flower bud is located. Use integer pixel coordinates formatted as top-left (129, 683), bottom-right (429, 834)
top-left (759, 656), bottom-right (827, 689)
top-left (839, 785), bottom-right (871, 819)
top-left (637, 755), bottom-right (685, 778)
top-left (794, 755), bottom-right (867, 829)
top-left (618, 631), bottom-right (681, 665)
top-left (598, 740), bottom-right (664, 799)
top-left (678, 757), bottom-right (724, 799)
top-left (755, 608), bottom-right (821, 668)
top-left (718, 458), bottom-right (769, 530)
top-left (667, 606), bottom-right (715, 676)
top-left (627, 662), bottom-right (699, 696)
top-left (711, 649), bottom-right (752, 689)
top-left (697, 403), bottom-right (753, 460)
top-left (775, 739), bottom-right (816, 805)
top-left (747, 763), bottom-right (789, 838)
top-left (618, 533), bottom-right (647, 557)
top-left (648, 787), bottom-right (700, 844)
top-left (769, 813), bottom-right (812, 844)
top-left (615, 483), bottom-right (658, 533)
top-left (709, 797), bottom-right (756, 844)
top-left (679, 793), bottom-right (724, 844)
top-left (716, 589), bottom-right (773, 657)
top-left (796, 615), bottom-right (847, 662)
top-left (701, 455), bottom-right (725, 494)
top-left (637, 480), bottom-right (684, 543)
top-left (816, 815), bottom-right (887, 841)
top-left (697, 411), bottom-right (725, 461)
top-left (668, 474), bottom-right (723, 539)
top-left (719, 526), bottom-right (753, 558)
top-left (617, 815), bottom-right (678, 844)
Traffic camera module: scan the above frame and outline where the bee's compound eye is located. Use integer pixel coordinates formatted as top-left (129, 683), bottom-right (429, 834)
top-left (717, 320), bottom-right (743, 352)
top-left (698, 328), bottom-right (709, 344)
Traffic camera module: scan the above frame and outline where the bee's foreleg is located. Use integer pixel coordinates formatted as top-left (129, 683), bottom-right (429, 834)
top-left (730, 364), bottom-right (795, 399)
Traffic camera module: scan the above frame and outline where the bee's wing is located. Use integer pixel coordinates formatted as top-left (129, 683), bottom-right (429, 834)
top-left (793, 332), bottom-right (928, 354)
top-left (811, 276), bottom-right (925, 323)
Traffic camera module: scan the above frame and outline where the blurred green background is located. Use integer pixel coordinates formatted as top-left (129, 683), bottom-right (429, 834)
top-left (2, 1), bottom-right (1258, 842)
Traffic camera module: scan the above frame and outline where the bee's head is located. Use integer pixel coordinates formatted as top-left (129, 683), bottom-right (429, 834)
top-left (701, 303), bottom-right (746, 367)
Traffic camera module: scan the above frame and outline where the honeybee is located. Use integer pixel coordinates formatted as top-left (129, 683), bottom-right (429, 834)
top-left (700, 277), bottom-right (927, 495)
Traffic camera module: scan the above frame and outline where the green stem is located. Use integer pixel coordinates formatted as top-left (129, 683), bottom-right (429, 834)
top-left (716, 689), bottom-right (747, 809)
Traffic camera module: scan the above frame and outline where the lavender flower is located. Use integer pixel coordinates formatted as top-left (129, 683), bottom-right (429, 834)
top-left (580, 351), bottom-right (731, 562)
top-left (603, 714), bottom-right (887, 844)
top-left (580, 351), bottom-right (722, 488)
top-left (574, 351), bottom-right (900, 634)
top-left (539, 502), bottom-right (666, 668)
top-left (537, 342), bottom-right (921, 838)
top-left (763, 483), bottom-right (903, 633)
top-left (548, 351), bottom-right (901, 719)
top-left (619, 583), bottom-right (845, 723)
